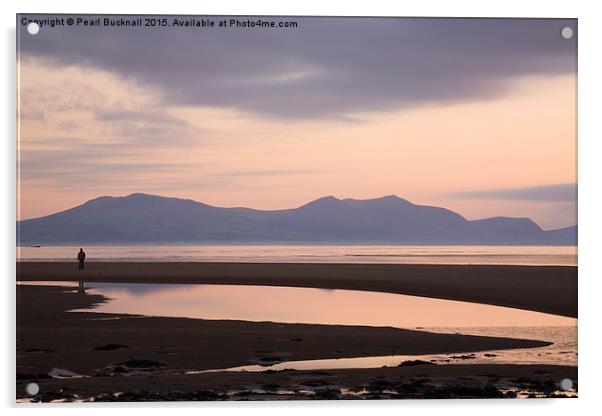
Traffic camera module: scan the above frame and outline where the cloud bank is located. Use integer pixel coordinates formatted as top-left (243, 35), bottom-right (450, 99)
top-left (449, 183), bottom-right (577, 202)
top-left (19, 16), bottom-right (577, 119)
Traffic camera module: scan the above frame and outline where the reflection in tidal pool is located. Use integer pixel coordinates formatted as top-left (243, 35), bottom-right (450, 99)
top-left (76, 283), bottom-right (574, 328)
top-left (29, 281), bottom-right (576, 369)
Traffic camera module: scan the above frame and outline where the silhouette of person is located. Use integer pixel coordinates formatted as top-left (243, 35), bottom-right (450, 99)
top-left (77, 248), bottom-right (86, 270)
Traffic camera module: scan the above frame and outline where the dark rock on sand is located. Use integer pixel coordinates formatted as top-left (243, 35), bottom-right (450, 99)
top-left (93, 344), bottom-right (128, 351)
top-left (450, 353), bottom-right (477, 360)
top-left (116, 359), bottom-right (162, 368)
top-left (398, 360), bottom-right (436, 367)
top-left (16, 373), bottom-right (52, 380)
top-left (25, 348), bottom-right (56, 354)
top-left (313, 389), bottom-right (341, 400)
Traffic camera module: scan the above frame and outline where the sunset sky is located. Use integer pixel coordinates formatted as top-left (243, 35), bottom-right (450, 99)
top-left (17, 16), bottom-right (577, 229)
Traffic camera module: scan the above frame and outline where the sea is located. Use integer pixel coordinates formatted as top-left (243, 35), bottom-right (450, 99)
top-left (16, 244), bottom-right (577, 266)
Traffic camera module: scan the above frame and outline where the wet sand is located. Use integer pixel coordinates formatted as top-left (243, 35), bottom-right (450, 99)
top-left (16, 284), bottom-right (576, 401)
top-left (17, 262), bottom-right (577, 317)
top-left (17, 285), bottom-right (551, 374)
top-left (24, 364), bottom-right (577, 401)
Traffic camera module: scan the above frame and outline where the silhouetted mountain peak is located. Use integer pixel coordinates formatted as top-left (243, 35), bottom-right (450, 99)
top-left (351, 195), bottom-right (413, 205)
top-left (472, 216), bottom-right (543, 232)
top-left (82, 195), bottom-right (113, 204)
top-left (126, 192), bottom-right (155, 199)
top-left (78, 193), bottom-right (214, 215)
top-left (17, 193), bottom-right (576, 245)
top-left (299, 195), bottom-right (341, 209)
top-left (84, 193), bottom-right (157, 205)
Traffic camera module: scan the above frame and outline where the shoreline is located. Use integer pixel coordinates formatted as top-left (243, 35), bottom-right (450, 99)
top-left (17, 284), bottom-right (553, 374)
top-left (17, 284), bottom-right (577, 401)
top-left (17, 262), bottom-right (578, 317)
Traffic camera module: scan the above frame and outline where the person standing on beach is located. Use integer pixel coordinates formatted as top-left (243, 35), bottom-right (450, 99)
top-left (77, 248), bottom-right (86, 270)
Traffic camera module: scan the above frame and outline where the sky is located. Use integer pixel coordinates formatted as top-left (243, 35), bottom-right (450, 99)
top-left (17, 16), bottom-right (577, 229)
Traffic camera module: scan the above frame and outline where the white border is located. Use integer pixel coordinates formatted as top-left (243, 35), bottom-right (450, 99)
top-left (3, 0), bottom-right (601, 414)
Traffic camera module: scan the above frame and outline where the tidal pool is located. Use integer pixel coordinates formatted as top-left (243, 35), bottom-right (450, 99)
top-left (75, 283), bottom-right (574, 328)
top-left (22, 282), bottom-right (576, 369)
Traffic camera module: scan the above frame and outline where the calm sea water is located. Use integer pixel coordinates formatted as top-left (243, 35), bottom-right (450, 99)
top-left (17, 244), bottom-right (577, 265)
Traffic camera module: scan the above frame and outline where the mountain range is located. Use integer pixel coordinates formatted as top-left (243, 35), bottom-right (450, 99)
top-left (17, 193), bottom-right (577, 245)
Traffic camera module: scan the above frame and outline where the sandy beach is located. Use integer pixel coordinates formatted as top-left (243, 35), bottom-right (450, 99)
top-left (17, 262), bottom-right (577, 317)
top-left (17, 283), bottom-right (577, 401)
